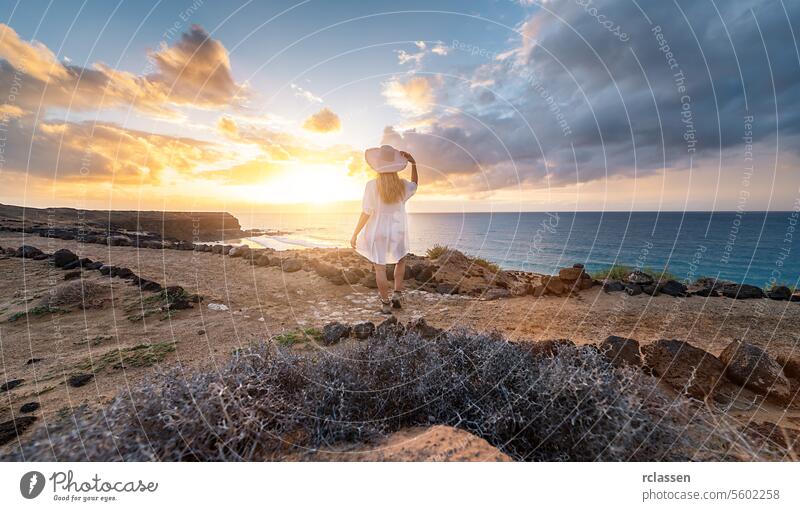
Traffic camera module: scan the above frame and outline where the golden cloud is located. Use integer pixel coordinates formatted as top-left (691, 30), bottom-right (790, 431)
top-left (1, 118), bottom-right (222, 184)
top-left (0, 24), bottom-right (244, 117)
top-left (302, 107), bottom-right (341, 133)
top-left (382, 76), bottom-right (440, 115)
top-left (0, 103), bottom-right (25, 119)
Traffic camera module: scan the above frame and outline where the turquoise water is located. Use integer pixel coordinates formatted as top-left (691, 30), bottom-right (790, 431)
top-left (235, 211), bottom-right (800, 287)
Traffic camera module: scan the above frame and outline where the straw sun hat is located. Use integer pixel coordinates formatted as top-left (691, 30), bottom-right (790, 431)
top-left (364, 144), bottom-right (409, 173)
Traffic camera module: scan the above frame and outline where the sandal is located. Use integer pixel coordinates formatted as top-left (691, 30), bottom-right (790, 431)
top-left (391, 290), bottom-right (403, 309)
top-left (380, 298), bottom-right (392, 315)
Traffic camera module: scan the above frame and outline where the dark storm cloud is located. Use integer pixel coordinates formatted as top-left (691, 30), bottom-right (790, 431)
top-left (384, 0), bottom-right (800, 188)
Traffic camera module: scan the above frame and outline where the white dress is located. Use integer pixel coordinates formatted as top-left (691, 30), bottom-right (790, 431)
top-left (355, 178), bottom-right (417, 264)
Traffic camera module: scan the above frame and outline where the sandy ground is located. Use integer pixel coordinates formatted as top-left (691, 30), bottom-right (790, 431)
top-left (2, 231), bottom-right (800, 448)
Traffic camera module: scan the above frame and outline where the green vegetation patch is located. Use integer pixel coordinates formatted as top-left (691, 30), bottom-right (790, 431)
top-left (7, 305), bottom-right (65, 322)
top-left (426, 244), bottom-right (449, 259)
top-left (472, 257), bottom-right (500, 274)
top-left (76, 341), bottom-right (177, 372)
top-left (273, 327), bottom-right (322, 347)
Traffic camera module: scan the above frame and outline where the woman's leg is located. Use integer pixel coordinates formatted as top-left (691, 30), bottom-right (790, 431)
top-left (393, 257), bottom-right (406, 292)
top-left (374, 264), bottom-right (390, 301)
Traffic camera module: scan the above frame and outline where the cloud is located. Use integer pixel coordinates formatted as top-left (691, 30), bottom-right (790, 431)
top-left (384, 0), bottom-right (800, 191)
top-left (291, 83), bottom-right (323, 103)
top-left (0, 117), bottom-right (222, 183)
top-left (302, 107), bottom-right (341, 133)
top-left (0, 103), bottom-right (25, 119)
top-left (382, 76), bottom-right (441, 115)
top-left (217, 116), bottom-right (239, 139)
top-left (0, 23), bottom-right (244, 117)
top-left (198, 159), bottom-right (279, 184)
top-left (395, 40), bottom-right (449, 67)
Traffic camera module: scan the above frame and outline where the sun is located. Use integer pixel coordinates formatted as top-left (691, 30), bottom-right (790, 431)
top-left (245, 163), bottom-right (364, 204)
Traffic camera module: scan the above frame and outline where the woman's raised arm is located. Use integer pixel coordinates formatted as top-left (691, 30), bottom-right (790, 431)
top-left (400, 151), bottom-right (418, 185)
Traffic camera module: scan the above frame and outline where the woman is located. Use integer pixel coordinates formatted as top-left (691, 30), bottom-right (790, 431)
top-left (350, 145), bottom-right (418, 314)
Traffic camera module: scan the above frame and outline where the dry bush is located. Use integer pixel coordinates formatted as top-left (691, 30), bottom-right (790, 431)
top-left (44, 280), bottom-right (107, 308)
top-left (4, 329), bottom-right (785, 461)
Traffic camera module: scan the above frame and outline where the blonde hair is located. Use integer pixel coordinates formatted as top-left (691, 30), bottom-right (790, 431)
top-left (377, 172), bottom-right (405, 204)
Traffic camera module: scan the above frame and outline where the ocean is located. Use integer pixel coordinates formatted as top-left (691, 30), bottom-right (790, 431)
top-left (231, 211), bottom-right (800, 287)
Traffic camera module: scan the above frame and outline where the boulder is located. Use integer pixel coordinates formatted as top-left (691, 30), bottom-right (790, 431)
top-left (352, 321), bottom-right (376, 340)
top-left (32, 253), bottom-right (50, 260)
top-left (16, 245), bottom-right (43, 258)
top-left (641, 284), bottom-right (659, 296)
top-left (228, 245), bottom-right (250, 258)
top-left (659, 280), bottom-right (687, 297)
top-left (414, 264), bottom-right (436, 283)
top-left (625, 270), bottom-right (654, 285)
top-left (211, 245), bottom-right (223, 254)
top-left (98, 265), bottom-right (113, 275)
top-left (624, 284), bottom-right (643, 296)
top-left (543, 276), bottom-right (565, 296)
top-left (641, 339), bottom-right (728, 400)
top-left (719, 341), bottom-right (791, 403)
top-left (600, 335), bottom-right (642, 367)
top-left (321, 322), bottom-right (352, 345)
top-left (255, 254), bottom-right (271, 266)
top-left (52, 249), bottom-right (78, 268)
top-left (136, 279), bottom-right (163, 292)
top-left (0, 416), bottom-right (37, 446)
top-left (405, 317), bottom-right (443, 339)
top-left (313, 261), bottom-right (339, 278)
top-left (558, 267), bottom-right (584, 281)
top-left (602, 280), bottom-right (625, 293)
top-left (573, 263), bottom-right (585, 269)
top-left (775, 353), bottom-right (800, 380)
top-left (110, 267), bottom-right (133, 279)
top-left (687, 283), bottom-right (719, 297)
top-left (529, 283), bottom-right (546, 297)
top-left (767, 286), bottom-right (792, 301)
top-left (376, 316), bottom-right (404, 338)
top-left (326, 274), bottom-right (346, 285)
top-left (61, 260), bottom-right (81, 270)
top-left (718, 283), bottom-right (765, 299)
top-left (282, 259), bottom-right (303, 273)
top-left (67, 374), bottom-right (94, 387)
top-left (106, 235), bottom-right (131, 246)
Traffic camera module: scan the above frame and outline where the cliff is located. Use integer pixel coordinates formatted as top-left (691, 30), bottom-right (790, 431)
top-left (0, 203), bottom-right (243, 241)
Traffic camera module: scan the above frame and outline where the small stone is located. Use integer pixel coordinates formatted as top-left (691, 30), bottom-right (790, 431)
top-left (25, 358), bottom-right (42, 365)
top-left (1, 379), bottom-right (24, 392)
top-left (20, 402), bottom-right (40, 413)
top-left (67, 374), bottom-right (94, 387)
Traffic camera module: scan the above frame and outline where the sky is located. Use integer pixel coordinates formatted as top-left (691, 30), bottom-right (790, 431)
top-left (1, 0), bottom-right (799, 214)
